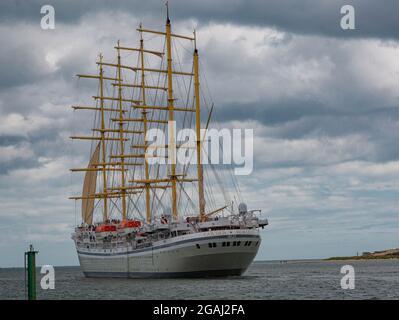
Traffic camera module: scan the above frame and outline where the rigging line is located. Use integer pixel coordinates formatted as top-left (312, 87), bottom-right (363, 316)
top-left (142, 33), bottom-right (159, 42)
top-left (144, 46), bottom-right (168, 176)
top-left (130, 189), bottom-right (145, 221)
top-left (172, 37), bottom-right (190, 110)
top-left (182, 198), bottom-right (190, 218)
top-left (203, 167), bottom-right (215, 209)
top-left (143, 52), bottom-right (163, 201)
top-left (152, 186), bottom-right (168, 216)
top-left (74, 200), bottom-right (77, 226)
top-left (178, 61), bottom-right (196, 180)
top-left (126, 52), bottom-right (141, 216)
top-left (199, 58), bottom-right (215, 110)
top-left (147, 45), bottom-right (168, 193)
top-left (108, 198), bottom-right (121, 219)
top-left (173, 38), bottom-right (194, 137)
top-left (150, 189), bottom-right (162, 219)
top-left (208, 168), bottom-right (220, 209)
top-left (180, 97), bottom-right (195, 180)
top-left (201, 103), bottom-right (241, 205)
top-left (204, 147), bottom-right (230, 206)
top-left (137, 49), bottom-right (158, 216)
top-left (175, 36), bottom-right (193, 54)
top-left (177, 180), bottom-right (196, 211)
top-left (203, 169), bottom-right (215, 211)
top-left (197, 55), bottom-right (243, 203)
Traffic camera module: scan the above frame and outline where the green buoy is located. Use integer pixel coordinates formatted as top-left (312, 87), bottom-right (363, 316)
top-left (24, 244), bottom-right (38, 300)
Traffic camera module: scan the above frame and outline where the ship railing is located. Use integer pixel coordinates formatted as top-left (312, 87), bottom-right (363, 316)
top-left (249, 210), bottom-right (267, 220)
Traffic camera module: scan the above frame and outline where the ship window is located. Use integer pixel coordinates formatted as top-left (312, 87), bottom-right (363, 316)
top-left (196, 244), bottom-right (200, 249)
top-left (222, 242), bottom-right (226, 247)
top-left (237, 241), bottom-right (241, 246)
top-left (248, 241), bottom-right (252, 246)
top-left (226, 242), bottom-right (230, 247)
top-left (244, 241), bottom-right (248, 246)
top-left (208, 243), bottom-right (212, 248)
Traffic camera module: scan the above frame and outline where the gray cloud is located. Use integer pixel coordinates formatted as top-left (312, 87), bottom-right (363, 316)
top-left (1, 0), bottom-right (399, 39)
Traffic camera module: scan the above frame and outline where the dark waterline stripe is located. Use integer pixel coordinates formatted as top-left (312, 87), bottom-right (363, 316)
top-left (83, 268), bottom-right (245, 278)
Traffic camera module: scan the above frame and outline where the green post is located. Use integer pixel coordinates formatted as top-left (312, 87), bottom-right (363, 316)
top-left (24, 244), bottom-right (38, 300)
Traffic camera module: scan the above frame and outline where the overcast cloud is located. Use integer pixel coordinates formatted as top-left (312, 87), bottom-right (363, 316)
top-left (0, 0), bottom-right (398, 266)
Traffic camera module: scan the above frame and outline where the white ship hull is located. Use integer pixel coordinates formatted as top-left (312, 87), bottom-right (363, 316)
top-left (76, 229), bottom-right (261, 278)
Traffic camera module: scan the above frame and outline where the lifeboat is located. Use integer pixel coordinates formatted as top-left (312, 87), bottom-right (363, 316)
top-left (117, 219), bottom-right (142, 236)
top-left (96, 224), bottom-right (117, 232)
top-left (119, 220), bottom-right (141, 228)
top-left (94, 224), bottom-right (117, 239)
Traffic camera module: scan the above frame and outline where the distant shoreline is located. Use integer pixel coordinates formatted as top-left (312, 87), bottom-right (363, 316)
top-left (326, 248), bottom-right (399, 261)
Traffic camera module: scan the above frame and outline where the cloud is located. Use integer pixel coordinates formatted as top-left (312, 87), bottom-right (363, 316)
top-left (1, 0), bottom-right (399, 39)
top-left (0, 143), bottom-right (34, 163)
top-left (329, 160), bottom-right (399, 177)
top-left (0, 113), bottom-right (55, 137)
top-left (253, 134), bottom-right (376, 168)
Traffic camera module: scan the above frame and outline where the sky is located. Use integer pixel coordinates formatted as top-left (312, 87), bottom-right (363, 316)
top-left (0, 0), bottom-right (399, 267)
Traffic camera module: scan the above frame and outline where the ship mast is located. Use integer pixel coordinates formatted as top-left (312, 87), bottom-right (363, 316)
top-left (116, 41), bottom-right (128, 220)
top-left (193, 32), bottom-right (206, 220)
top-left (165, 5), bottom-right (178, 221)
top-left (98, 53), bottom-right (108, 222)
top-left (139, 27), bottom-right (151, 223)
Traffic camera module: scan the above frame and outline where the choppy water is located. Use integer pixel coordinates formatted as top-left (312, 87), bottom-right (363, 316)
top-left (1, 260), bottom-right (398, 299)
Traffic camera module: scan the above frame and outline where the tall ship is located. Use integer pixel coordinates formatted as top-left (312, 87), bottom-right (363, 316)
top-left (70, 6), bottom-right (268, 278)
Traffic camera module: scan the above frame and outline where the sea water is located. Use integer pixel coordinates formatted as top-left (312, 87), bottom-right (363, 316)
top-left (1, 259), bottom-right (398, 299)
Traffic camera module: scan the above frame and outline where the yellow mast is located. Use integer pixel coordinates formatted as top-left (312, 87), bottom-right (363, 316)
top-left (99, 53), bottom-right (108, 222)
top-left (116, 41), bottom-right (127, 220)
top-left (193, 32), bottom-right (206, 220)
top-left (165, 7), bottom-right (178, 220)
top-left (139, 27), bottom-right (151, 223)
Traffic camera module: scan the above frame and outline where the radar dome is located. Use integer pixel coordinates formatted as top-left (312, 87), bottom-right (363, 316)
top-left (238, 203), bottom-right (248, 214)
